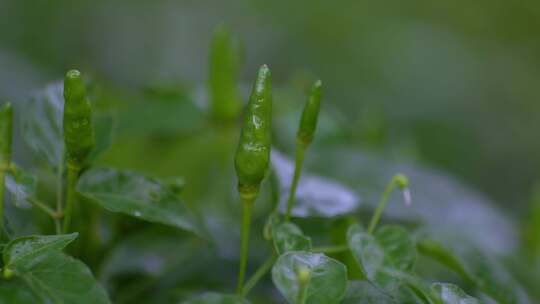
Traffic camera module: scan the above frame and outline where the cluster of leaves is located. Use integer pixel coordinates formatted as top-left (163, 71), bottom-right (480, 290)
top-left (0, 27), bottom-right (538, 304)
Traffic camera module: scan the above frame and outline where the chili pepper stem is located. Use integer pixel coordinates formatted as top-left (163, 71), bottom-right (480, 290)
top-left (367, 174), bottom-right (410, 234)
top-left (0, 167), bottom-right (5, 233)
top-left (237, 196), bottom-right (255, 294)
top-left (63, 165), bottom-right (80, 233)
top-left (242, 254), bottom-right (277, 297)
top-left (285, 143), bottom-right (306, 221)
top-left (28, 197), bottom-right (61, 219)
top-left (296, 267), bottom-right (311, 304)
top-left (55, 159), bottom-right (64, 234)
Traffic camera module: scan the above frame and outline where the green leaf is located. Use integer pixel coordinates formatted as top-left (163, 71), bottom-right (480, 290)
top-left (417, 238), bottom-right (530, 304)
top-left (272, 221), bottom-right (312, 255)
top-left (272, 251), bottom-right (347, 304)
top-left (99, 229), bottom-right (200, 283)
top-left (347, 224), bottom-right (416, 291)
top-left (341, 281), bottom-right (395, 304)
top-left (4, 165), bottom-right (37, 208)
top-left (77, 168), bottom-right (204, 236)
top-left (3, 233), bottom-right (77, 270)
top-left (20, 82), bottom-right (64, 168)
top-left (0, 279), bottom-right (40, 303)
top-left (3, 234), bottom-right (110, 304)
top-left (431, 283), bottom-right (480, 304)
top-left (181, 292), bottom-right (250, 304)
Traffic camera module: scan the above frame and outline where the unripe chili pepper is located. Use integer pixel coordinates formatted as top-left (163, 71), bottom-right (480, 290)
top-left (0, 102), bottom-right (13, 167)
top-left (285, 80), bottom-right (322, 221)
top-left (296, 80), bottom-right (322, 147)
top-left (63, 69), bottom-right (95, 169)
top-left (234, 64), bottom-right (272, 200)
top-left (235, 65), bottom-right (272, 294)
top-left (209, 26), bottom-right (242, 121)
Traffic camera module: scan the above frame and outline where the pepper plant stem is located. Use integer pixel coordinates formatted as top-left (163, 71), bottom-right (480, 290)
top-left (367, 174), bottom-right (410, 234)
top-left (367, 179), bottom-right (396, 235)
top-left (285, 144), bottom-right (306, 221)
top-left (0, 168), bottom-right (5, 232)
top-left (28, 197), bottom-right (60, 219)
top-left (296, 276), bottom-right (309, 304)
top-left (55, 160), bottom-right (64, 234)
top-left (242, 254), bottom-right (277, 296)
top-left (63, 165), bottom-right (79, 233)
top-left (237, 196), bottom-right (254, 294)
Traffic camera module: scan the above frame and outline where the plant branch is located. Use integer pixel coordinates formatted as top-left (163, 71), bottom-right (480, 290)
top-left (0, 166), bottom-right (6, 232)
top-left (63, 165), bottom-right (79, 233)
top-left (285, 144), bottom-right (306, 221)
top-left (236, 196), bottom-right (254, 294)
top-left (242, 254), bottom-right (277, 296)
top-left (28, 197), bottom-right (61, 219)
top-left (55, 158), bottom-right (64, 234)
top-left (367, 174), bottom-right (410, 234)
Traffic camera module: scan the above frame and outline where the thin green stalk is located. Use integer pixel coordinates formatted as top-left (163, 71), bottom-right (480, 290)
top-left (242, 254), bottom-right (277, 296)
top-left (54, 160), bottom-right (64, 234)
top-left (367, 174), bottom-right (410, 234)
top-left (297, 284), bottom-right (308, 304)
top-left (63, 166), bottom-right (79, 233)
top-left (296, 267), bottom-right (310, 304)
top-left (237, 197), bottom-right (254, 294)
top-left (0, 168), bottom-right (5, 232)
top-left (312, 244), bottom-right (349, 254)
top-left (28, 197), bottom-right (60, 219)
top-left (0, 103), bottom-right (13, 236)
top-left (285, 144), bottom-right (306, 221)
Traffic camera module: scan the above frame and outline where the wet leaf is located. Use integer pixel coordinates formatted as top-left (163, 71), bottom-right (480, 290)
top-left (341, 281), bottom-right (395, 304)
top-left (20, 81), bottom-right (64, 168)
top-left (78, 168), bottom-right (204, 236)
top-left (272, 251), bottom-right (347, 304)
top-left (417, 237), bottom-right (530, 304)
top-left (3, 234), bottom-right (110, 304)
top-left (347, 224), bottom-right (416, 291)
top-left (3, 233), bottom-right (78, 270)
top-left (4, 165), bottom-right (36, 208)
top-left (272, 221), bottom-right (312, 254)
top-left (431, 283), bottom-right (480, 304)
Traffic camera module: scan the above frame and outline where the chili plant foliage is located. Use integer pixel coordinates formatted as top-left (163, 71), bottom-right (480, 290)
top-left (0, 27), bottom-right (537, 304)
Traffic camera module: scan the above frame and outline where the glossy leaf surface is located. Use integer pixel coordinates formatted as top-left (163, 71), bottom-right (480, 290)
top-left (272, 251), bottom-right (347, 304)
top-left (347, 224), bottom-right (416, 291)
top-left (78, 168), bottom-right (203, 236)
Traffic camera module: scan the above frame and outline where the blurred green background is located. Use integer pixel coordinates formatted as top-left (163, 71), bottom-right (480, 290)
top-left (1, 0), bottom-right (539, 213)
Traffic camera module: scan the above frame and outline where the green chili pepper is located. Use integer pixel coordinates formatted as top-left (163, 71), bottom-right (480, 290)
top-left (235, 64), bottom-right (272, 294)
top-left (285, 80), bottom-right (322, 221)
top-left (234, 64), bottom-right (272, 199)
top-left (209, 26), bottom-right (242, 121)
top-left (63, 69), bottom-right (95, 169)
top-left (296, 80), bottom-right (322, 147)
top-left (0, 102), bottom-right (13, 167)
